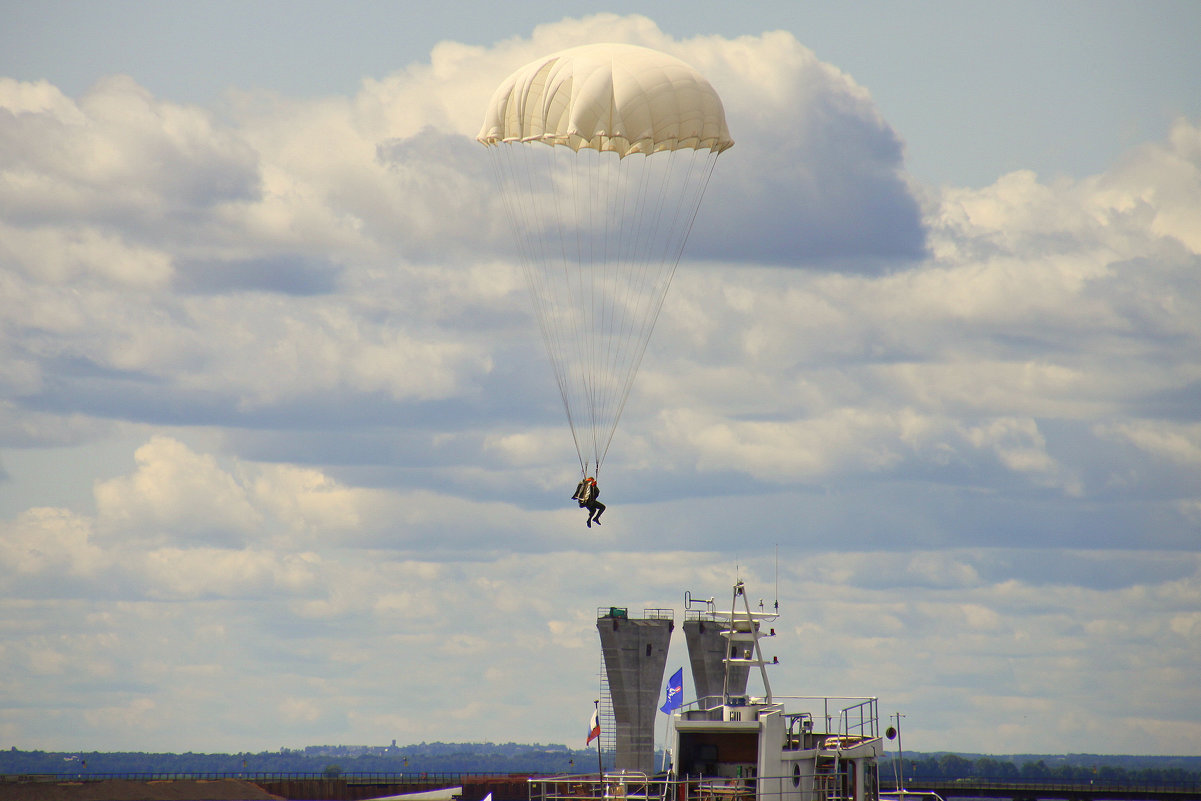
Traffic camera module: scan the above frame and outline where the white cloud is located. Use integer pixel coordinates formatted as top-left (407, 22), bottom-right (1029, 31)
top-left (929, 121), bottom-right (1201, 262)
top-left (684, 31), bottom-right (925, 265)
top-left (779, 550), bottom-right (1201, 754)
top-left (0, 75), bottom-right (259, 227)
top-left (173, 292), bottom-right (494, 409)
top-left (964, 417), bottom-right (1080, 495)
top-left (0, 221), bottom-right (172, 286)
top-left (217, 14), bottom-right (926, 267)
top-left (654, 406), bottom-right (908, 480)
top-left (1105, 118), bottom-right (1201, 252)
top-left (249, 463), bottom-right (370, 536)
top-left (94, 436), bottom-right (261, 546)
top-left (0, 506), bottom-right (107, 597)
top-left (2, 471), bottom-right (1200, 752)
top-left (1, 12), bottom-right (1200, 756)
top-left (1095, 420), bottom-right (1201, 466)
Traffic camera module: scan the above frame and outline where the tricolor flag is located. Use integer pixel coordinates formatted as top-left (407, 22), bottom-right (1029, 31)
top-left (660, 667), bottom-right (684, 713)
top-left (586, 707), bottom-right (601, 745)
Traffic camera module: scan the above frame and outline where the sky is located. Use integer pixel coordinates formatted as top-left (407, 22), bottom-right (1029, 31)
top-left (1, 0), bottom-right (1200, 757)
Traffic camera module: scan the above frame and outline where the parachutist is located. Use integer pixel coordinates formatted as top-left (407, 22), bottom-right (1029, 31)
top-left (573, 476), bottom-right (606, 527)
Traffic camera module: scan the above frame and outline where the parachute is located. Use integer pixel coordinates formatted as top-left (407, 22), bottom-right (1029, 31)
top-left (479, 43), bottom-right (733, 477)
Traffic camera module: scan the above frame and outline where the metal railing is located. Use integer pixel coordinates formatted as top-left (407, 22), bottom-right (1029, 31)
top-left (880, 777), bottom-right (1201, 800)
top-left (675, 696), bottom-right (878, 735)
top-left (838, 698), bottom-right (879, 740)
top-left (595, 608), bottom-right (675, 622)
top-left (529, 769), bottom-right (872, 801)
top-left (1, 770), bottom-right (519, 783)
top-left (531, 773), bottom-right (1201, 801)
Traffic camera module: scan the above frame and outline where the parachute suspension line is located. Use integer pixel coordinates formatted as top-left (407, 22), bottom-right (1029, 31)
top-left (563, 148), bottom-right (587, 467)
top-left (599, 153), bottom-right (673, 464)
top-left (498, 154), bottom-right (722, 473)
top-left (597, 147), bottom-right (723, 466)
top-left (564, 144), bottom-right (608, 475)
top-left (583, 147), bottom-right (604, 470)
top-left (489, 143), bottom-right (586, 476)
top-left (595, 149), bottom-right (628, 468)
top-left (594, 154), bottom-right (658, 467)
top-left (587, 150), bottom-right (673, 469)
top-left (487, 146), bottom-right (546, 372)
top-left (594, 154), bottom-right (631, 465)
top-left (492, 149), bottom-right (552, 422)
top-left (479, 44), bottom-right (733, 479)
top-left (593, 152), bottom-right (614, 465)
top-left (554, 142), bottom-right (589, 474)
top-left (591, 151), bottom-right (646, 472)
top-left (492, 141), bottom-right (723, 475)
top-left (524, 146), bottom-right (573, 429)
top-left (597, 149), bottom-right (624, 468)
top-left (566, 152), bottom-right (587, 468)
top-left (587, 148), bottom-right (604, 467)
top-left (597, 152), bottom-right (661, 466)
top-left (548, 143), bottom-right (593, 476)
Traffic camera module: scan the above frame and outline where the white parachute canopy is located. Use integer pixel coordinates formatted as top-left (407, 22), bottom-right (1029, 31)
top-left (479, 43), bottom-right (733, 476)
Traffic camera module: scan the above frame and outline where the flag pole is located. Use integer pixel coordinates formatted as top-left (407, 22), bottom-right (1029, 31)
top-left (594, 699), bottom-right (603, 780)
top-left (660, 711), bottom-right (669, 772)
top-left (658, 668), bottom-right (683, 774)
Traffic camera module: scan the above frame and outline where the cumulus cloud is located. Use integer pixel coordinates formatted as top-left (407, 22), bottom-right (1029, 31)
top-left (1, 12), bottom-right (1200, 755)
top-left (0, 76), bottom-right (259, 229)
top-left (93, 436), bottom-right (261, 546)
top-left (683, 31), bottom-right (926, 265)
top-left (211, 14), bottom-right (927, 269)
top-left (0, 14), bottom-right (936, 466)
top-left (2, 448), bottom-right (1199, 752)
top-left (0, 506), bottom-right (106, 585)
top-left (1096, 420), bottom-right (1201, 466)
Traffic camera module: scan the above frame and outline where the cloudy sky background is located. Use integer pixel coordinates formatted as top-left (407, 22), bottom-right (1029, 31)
top-left (2, 1), bottom-right (1200, 756)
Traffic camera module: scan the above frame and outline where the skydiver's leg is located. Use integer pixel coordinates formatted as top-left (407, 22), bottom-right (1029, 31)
top-left (592, 501), bottom-right (605, 524)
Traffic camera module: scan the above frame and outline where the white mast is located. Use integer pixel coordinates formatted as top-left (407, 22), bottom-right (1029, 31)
top-left (721, 579), bottom-right (778, 705)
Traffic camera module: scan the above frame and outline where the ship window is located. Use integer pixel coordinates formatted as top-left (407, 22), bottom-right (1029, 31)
top-left (793, 764), bottom-right (801, 788)
top-left (646, 643), bottom-right (653, 657)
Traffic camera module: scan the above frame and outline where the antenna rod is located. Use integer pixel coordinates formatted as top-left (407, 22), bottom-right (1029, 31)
top-left (774, 544), bottom-right (779, 608)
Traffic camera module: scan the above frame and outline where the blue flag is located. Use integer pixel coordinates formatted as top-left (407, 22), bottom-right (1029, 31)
top-left (660, 667), bottom-right (683, 713)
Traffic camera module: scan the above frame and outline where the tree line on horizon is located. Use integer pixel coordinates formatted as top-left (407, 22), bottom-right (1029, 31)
top-left (883, 753), bottom-right (1201, 784)
top-left (2, 745), bottom-right (1199, 784)
top-left (0, 742), bottom-right (581, 777)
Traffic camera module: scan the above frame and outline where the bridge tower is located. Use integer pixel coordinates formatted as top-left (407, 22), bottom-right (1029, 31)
top-left (596, 606), bottom-right (673, 775)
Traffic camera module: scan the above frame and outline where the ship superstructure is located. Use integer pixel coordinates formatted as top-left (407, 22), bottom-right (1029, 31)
top-left (530, 580), bottom-right (884, 801)
top-left (668, 580), bottom-right (882, 801)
